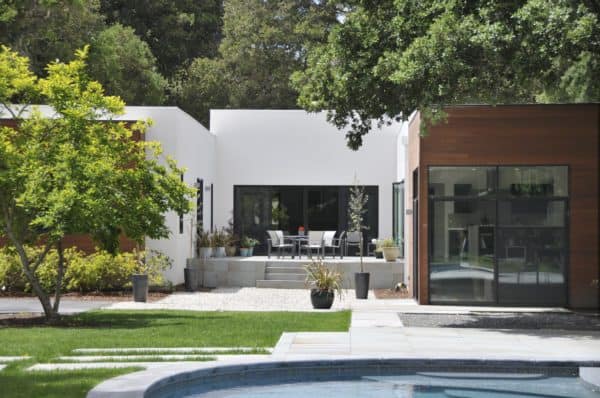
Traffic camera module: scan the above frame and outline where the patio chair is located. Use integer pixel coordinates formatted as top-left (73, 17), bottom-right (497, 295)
top-left (323, 230), bottom-right (344, 259)
top-left (345, 231), bottom-right (362, 256)
top-left (299, 230), bottom-right (325, 259)
top-left (266, 230), bottom-right (295, 258)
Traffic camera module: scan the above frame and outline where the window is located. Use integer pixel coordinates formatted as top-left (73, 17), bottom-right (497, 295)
top-left (234, 186), bottom-right (379, 254)
top-left (428, 166), bottom-right (568, 306)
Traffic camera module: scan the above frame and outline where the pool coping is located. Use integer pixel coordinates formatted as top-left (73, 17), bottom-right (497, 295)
top-left (86, 357), bottom-right (600, 398)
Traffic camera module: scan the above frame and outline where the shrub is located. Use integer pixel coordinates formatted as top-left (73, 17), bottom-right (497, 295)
top-left (0, 247), bottom-right (27, 292)
top-left (0, 245), bottom-right (172, 294)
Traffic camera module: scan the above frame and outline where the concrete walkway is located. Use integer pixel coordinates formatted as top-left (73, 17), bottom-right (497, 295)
top-left (0, 298), bottom-right (115, 314)
top-left (270, 308), bottom-right (600, 362)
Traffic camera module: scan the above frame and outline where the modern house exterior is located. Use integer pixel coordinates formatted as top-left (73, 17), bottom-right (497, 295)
top-left (2, 103), bottom-right (598, 310)
top-left (405, 104), bottom-right (599, 309)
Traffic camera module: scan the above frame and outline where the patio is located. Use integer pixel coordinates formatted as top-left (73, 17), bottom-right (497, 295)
top-left (186, 256), bottom-right (405, 290)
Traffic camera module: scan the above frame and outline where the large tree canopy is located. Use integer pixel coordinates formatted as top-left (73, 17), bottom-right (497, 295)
top-left (172, 0), bottom-right (339, 125)
top-left (293, 0), bottom-right (600, 149)
top-left (0, 46), bottom-right (192, 320)
top-left (88, 24), bottom-right (167, 105)
top-left (100, 0), bottom-right (223, 76)
top-left (0, 0), bottom-right (105, 75)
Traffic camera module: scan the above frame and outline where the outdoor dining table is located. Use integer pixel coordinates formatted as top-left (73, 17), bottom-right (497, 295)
top-left (283, 235), bottom-right (308, 259)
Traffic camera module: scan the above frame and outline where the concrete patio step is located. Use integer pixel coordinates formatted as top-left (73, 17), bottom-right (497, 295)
top-left (256, 280), bottom-right (307, 289)
top-left (265, 266), bottom-right (305, 274)
top-left (265, 273), bottom-right (305, 281)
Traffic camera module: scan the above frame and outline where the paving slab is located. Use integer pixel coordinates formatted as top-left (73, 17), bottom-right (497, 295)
top-left (73, 347), bottom-right (271, 354)
top-left (0, 365), bottom-right (5, 372)
top-left (58, 355), bottom-right (215, 362)
top-left (0, 356), bottom-right (31, 362)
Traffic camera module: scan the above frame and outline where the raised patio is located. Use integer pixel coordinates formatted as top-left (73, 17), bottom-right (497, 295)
top-left (186, 256), bottom-right (404, 289)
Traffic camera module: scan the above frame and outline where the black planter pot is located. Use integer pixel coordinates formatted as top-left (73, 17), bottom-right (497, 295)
top-left (132, 274), bottom-right (148, 302)
top-left (355, 272), bottom-right (370, 299)
top-left (184, 267), bottom-right (202, 292)
top-left (310, 289), bottom-right (335, 309)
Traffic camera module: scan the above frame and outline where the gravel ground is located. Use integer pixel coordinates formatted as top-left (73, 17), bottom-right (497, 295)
top-left (399, 312), bottom-right (600, 331)
top-left (105, 287), bottom-right (359, 312)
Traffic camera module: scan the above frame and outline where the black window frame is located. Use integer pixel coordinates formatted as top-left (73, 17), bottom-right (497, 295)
top-left (427, 165), bottom-right (570, 307)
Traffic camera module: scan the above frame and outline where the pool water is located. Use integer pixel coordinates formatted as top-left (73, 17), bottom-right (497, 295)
top-left (176, 373), bottom-right (600, 398)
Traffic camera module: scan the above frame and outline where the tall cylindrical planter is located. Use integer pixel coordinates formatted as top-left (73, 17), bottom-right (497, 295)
top-left (248, 247), bottom-right (254, 256)
top-left (354, 272), bottom-right (370, 299)
top-left (132, 274), bottom-right (148, 302)
top-left (184, 267), bottom-right (202, 292)
top-left (240, 248), bottom-right (250, 257)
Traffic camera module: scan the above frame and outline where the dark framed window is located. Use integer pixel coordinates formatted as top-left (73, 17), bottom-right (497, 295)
top-left (234, 185), bottom-right (378, 255)
top-left (428, 166), bottom-right (568, 306)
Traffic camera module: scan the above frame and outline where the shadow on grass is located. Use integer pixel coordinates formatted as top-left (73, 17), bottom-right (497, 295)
top-left (0, 367), bottom-right (141, 398)
top-left (0, 310), bottom-right (232, 329)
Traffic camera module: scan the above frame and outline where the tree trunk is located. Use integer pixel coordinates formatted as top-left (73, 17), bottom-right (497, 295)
top-left (52, 240), bottom-right (65, 315)
top-left (359, 234), bottom-right (363, 273)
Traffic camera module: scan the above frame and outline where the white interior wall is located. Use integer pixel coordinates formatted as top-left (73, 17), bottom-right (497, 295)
top-left (211, 110), bottom-right (403, 241)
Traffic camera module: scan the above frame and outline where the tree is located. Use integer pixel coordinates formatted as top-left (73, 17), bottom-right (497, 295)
top-left (169, 58), bottom-right (229, 127)
top-left (172, 0), bottom-right (339, 125)
top-left (293, 0), bottom-right (600, 149)
top-left (0, 46), bottom-right (193, 321)
top-left (0, 0), bottom-right (105, 75)
top-left (88, 24), bottom-right (167, 105)
top-left (99, 0), bottom-right (223, 76)
top-left (347, 179), bottom-right (368, 272)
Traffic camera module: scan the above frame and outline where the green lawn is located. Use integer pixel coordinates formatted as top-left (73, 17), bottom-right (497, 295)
top-left (0, 310), bottom-right (351, 398)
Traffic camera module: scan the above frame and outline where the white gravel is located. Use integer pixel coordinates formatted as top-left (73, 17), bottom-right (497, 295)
top-left (105, 287), bottom-right (363, 312)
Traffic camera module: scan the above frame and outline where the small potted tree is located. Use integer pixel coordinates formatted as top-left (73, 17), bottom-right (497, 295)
top-left (224, 215), bottom-right (238, 256)
top-left (240, 236), bottom-right (259, 256)
top-left (305, 260), bottom-right (343, 309)
top-left (348, 179), bottom-right (370, 299)
top-left (132, 249), bottom-right (172, 302)
top-left (197, 230), bottom-right (212, 259)
top-left (381, 238), bottom-right (400, 262)
top-left (211, 229), bottom-right (227, 258)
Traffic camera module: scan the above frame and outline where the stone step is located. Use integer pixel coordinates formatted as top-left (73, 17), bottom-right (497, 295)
top-left (0, 356), bottom-right (30, 363)
top-left (265, 266), bottom-right (306, 274)
top-left (256, 280), bottom-right (307, 289)
top-left (265, 273), bottom-right (305, 281)
top-left (72, 347), bottom-right (272, 354)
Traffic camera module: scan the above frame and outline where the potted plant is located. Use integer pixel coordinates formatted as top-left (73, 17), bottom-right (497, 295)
top-left (298, 225), bottom-right (305, 236)
top-left (132, 249), bottom-right (172, 302)
top-left (348, 179), bottom-right (370, 299)
top-left (305, 260), bottom-right (343, 309)
top-left (197, 230), bottom-right (212, 259)
top-left (381, 238), bottom-right (399, 262)
top-left (240, 236), bottom-right (259, 256)
top-left (373, 239), bottom-right (384, 259)
top-left (224, 215), bottom-right (238, 256)
top-left (211, 229), bottom-right (227, 258)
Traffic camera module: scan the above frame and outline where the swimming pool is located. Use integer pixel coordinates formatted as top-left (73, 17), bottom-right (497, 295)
top-left (143, 360), bottom-right (600, 398)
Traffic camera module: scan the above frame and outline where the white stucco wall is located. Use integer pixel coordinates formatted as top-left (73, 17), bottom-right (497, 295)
top-left (135, 107), bottom-right (216, 284)
top-left (211, 110), bottom-right (403, 241)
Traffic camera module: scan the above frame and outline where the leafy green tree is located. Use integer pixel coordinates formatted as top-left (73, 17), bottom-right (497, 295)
top-left (0, 0), bottom-right (105, 75)
top-left (88, 24), bottom-right (167, 105)
top-left (173, 0), bottom-right (339, 125)
top-left (169, 58), bottom-right (229, 126)
top-left (100, 0), bottom-right (223, 75)
top-left (0, 46), bottom-right (193, 321)
top-left (293, 0), bottom-right (600, 149)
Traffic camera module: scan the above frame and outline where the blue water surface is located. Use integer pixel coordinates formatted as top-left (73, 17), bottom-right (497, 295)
top-left (172, 372), bottom-right (600, 398)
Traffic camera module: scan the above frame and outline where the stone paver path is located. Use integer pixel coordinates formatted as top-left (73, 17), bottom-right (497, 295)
top-left (73, 347), bottom-right (271, 354)
top-left (270, 309), bottom-right (600, 362)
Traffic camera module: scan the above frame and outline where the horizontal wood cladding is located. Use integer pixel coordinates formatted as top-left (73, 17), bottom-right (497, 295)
top-left (414, 104), bottom-right (599, 309)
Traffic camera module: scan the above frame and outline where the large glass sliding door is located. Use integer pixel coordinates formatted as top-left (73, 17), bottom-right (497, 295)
top-left (234, 185), bottom-right (378, 254)
top-left (428, 166), bottom-right (568, 306)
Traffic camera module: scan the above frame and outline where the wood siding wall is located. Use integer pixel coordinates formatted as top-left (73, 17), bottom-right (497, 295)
top-left (408, 104), bottom-right (599, 309)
